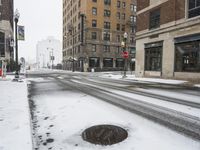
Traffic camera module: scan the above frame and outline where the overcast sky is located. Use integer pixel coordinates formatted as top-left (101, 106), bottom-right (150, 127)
top-left (14, 0), bottom-right (62, 63)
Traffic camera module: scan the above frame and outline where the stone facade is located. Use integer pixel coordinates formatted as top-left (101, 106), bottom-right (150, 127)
top-left (136, 0), bottom-right (200, 80)
top-left (63, 0), bottom-right (136, 72)
top-left (0, 0), bottom-right (14, 69)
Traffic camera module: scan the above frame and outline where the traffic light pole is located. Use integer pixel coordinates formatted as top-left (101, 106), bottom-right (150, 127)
top-left (123, 38), bottom-right (127, 78)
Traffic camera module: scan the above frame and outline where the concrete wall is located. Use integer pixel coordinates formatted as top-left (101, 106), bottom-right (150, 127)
top-left (136, 19), bottom-right (200, 79)
top-left (136, 0), bottom-right (200, 79)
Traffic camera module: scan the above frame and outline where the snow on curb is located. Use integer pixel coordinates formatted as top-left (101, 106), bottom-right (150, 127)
top-left (100, 73), bottom-right (187, 85)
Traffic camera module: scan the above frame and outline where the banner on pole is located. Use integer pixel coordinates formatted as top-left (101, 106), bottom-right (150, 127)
top-left (18, 25), bottom-right (25, 41)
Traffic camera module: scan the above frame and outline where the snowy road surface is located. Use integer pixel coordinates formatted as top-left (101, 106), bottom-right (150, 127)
top-left (27, 71), bottom-right (200, 150)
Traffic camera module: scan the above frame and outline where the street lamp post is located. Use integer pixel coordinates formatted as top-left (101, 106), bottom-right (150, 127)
top-left (47, 48), bottom-right (54, 69)
top-left (123, 32), bottom-right (128, 78)
top-left (51, 50), bottom-right (54, 69)
top-left (14, 9), bottom-right (20, 79)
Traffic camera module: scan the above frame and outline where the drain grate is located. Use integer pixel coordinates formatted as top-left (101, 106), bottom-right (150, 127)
top-left (82, 125), bottom-right (128, 145)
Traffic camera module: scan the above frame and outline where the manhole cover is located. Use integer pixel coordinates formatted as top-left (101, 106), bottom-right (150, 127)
top-left (82, 125), bottom-right (128, 145)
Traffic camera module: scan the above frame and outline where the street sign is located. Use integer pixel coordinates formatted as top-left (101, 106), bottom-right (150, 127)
top-left (122, 51), bottom-right (129, 58)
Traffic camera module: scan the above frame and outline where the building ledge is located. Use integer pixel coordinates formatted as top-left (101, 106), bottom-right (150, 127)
top-left (136, 16), bottom-right (200, 40)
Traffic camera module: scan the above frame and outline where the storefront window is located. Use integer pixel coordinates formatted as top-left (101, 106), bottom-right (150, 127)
top-left (145, 47), bottom-right (162, 71)
top-left (89, 57), bottom-right (100, 68)
top-left (0, 32), bottom-right (5, 57)
top-left (103, 58), bottom-right (113, 67)
top-left (175, 41), bottom-right (200, 72)
top-left (116, 58), bottom-right (124, 68)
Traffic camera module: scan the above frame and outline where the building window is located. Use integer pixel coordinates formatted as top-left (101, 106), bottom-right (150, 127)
top-left (130, 15), bottom-right (134, 22)
top-left (104, 0), bottom-right (111, 5)
top-left (92, 0), bottom-right (97, 2)
top-left (121, 25), bottom-right (125, 31)
top-left (78, 46), bottom-right (81, 53)
top-left (92, 20), bottom-right (97, 27)
top-left (149, 9), bottom-right (160, 29)
top-left (117, 1), bottom-right (121, 8)
top-left (116, 58), bottom-right (124, 67)
top-left (130, 47), bottom-right (136, 55)
top-left (122, 13), bottom-right (125, 19)
top-left (145, 46), bottom-right (162, 71)
top-left (122, 2), bottom-right (126, 8)
top-left (116, 24), bottom-right (120, 30)
top-left (92, 7), bottom-right (97, 15)
top-left (175, 40), bottom-right (200, 72)
top-left (131, 27), bottom-right (135, 33)
top-left (103, 32), bottom-right (110, 41)
top-left (117, 12), bottom-right (120, 19)
top-left (104, 10), bottom-right (111, 17)
top-left (188, 0), bottom-right (200, 18)
top-left (130, 37), bottom-right (135, 44)
top-left (103, 58), bottom-right (113, 67)
top-left (117, 46), bottom-right (121, 53)
top-left (104, 21), bottom-right (111, 29)
top-left (104, 45), bottom-right (110, 52)
top-left (130, 4), bottom-right (137, 12)
top-left (130, 4), bottom-right (134, 11)
top-left (91, 32), bottom-right (97, 40)
top-left (134, 5), bottom-right (137, 12)
top-left (92, 44), bottom-right (96, 52)
top-left (89, 57), bottom-right (100, 68)
top-left (117, 35), bottom-right (120, 42)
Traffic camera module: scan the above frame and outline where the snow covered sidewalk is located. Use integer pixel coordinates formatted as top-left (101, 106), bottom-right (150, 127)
top-left (0, 76), bottom-right (32, 150)
top-left (99, 72), bottom-right (188, 85)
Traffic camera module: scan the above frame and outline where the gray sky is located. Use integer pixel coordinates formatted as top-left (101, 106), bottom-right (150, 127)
top-left (14, 0), bottom-right (62, 63)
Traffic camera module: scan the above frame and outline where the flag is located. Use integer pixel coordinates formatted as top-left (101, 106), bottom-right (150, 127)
top-left (18, 25), bottom-right (25, 40)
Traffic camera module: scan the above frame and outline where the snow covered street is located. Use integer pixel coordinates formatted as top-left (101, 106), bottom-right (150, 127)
top-left (1, 71), bottom-right (200, 150)
top-left (29, 88), bottom-right (200, 150)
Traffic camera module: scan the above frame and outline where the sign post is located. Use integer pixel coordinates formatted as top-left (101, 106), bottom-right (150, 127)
top-left (121, 32), bottom-right (128, 78)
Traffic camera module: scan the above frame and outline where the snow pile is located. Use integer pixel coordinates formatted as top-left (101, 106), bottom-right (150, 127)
top-left (195, 84), bottom-right (200, 88)
top-left (100, 72), bottom-right (187, 85)
top-left (0, 78), bottom-right (32, 150)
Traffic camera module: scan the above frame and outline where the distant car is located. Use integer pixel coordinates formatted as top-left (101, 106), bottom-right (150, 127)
top-left (56, 64), bottom-right (62, 69)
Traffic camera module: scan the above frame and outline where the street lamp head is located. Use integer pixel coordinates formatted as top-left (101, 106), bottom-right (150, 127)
top-left (14, 9), bottom-right (20, 20)
top-left (124, 32), bottom-right (128, 39)
top-left (10, 39), bottom-right (14, 47)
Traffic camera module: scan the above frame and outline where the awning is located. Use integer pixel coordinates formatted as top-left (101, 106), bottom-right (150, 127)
top-left (145, 41), bottom-right (163, 48)
top-left (174, 33), bottom-right (200, 44)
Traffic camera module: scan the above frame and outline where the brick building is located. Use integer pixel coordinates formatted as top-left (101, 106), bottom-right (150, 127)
top-left (136, 0), bottom-right (200, 80)
top-left (63, 0), bottom-right (136, 72)
top-left (0, 0), bottom-right (14, 71)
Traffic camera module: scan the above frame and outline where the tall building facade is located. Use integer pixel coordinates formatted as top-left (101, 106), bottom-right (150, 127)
top-left (63, 0), bottom-right (136, 72)
top-left (136, 0), bottom-right (200, 80)
top-left (36, 37), bottom-right (62, 69)
top-left (0, 0), bottom-right (14, 70)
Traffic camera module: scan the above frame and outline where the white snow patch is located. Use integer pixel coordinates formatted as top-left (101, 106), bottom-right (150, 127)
top-left (100, 73), bottom-right (187, 85)
top-left (195, 84), bottom-right (200, 88)
top-left (0, 79), bottom-right (32, 150)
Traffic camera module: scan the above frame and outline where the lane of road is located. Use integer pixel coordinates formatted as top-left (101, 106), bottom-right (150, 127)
top-left (27, 72), bottom-right (200, 140)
